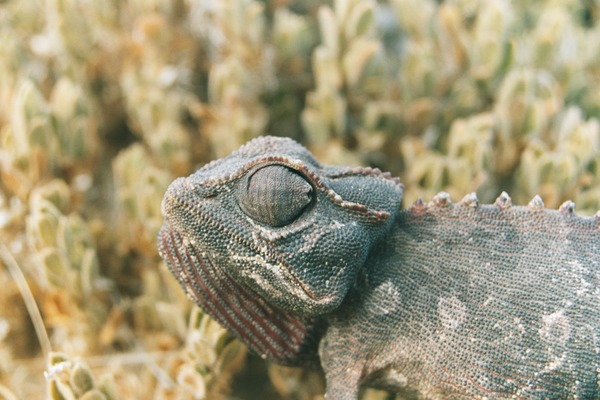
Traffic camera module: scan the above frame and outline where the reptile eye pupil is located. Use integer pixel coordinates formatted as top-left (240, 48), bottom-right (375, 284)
top-left (239, 165), bottom-right (313, 227)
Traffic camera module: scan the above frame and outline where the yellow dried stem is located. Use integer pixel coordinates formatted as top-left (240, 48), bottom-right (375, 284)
top-left (0, 240), bottom-right (51, 357)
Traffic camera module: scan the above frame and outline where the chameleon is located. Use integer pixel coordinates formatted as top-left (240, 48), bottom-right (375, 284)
top-left (157, 135), bottom-right (600, 399)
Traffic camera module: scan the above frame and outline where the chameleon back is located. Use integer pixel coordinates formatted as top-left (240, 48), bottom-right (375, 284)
top-left (321, 193), bottom-right (600, 398)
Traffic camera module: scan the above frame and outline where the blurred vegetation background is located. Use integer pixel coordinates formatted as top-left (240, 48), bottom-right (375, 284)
top-left (0, 0), bottom-right (599, 399)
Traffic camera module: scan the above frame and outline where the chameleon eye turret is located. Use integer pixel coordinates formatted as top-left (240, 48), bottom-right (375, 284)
top-left (238, 164), bottom-right (314, 227)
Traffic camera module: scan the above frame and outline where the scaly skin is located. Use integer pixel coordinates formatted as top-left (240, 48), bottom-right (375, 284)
top-left (158, 136), bottom-right (600, 399)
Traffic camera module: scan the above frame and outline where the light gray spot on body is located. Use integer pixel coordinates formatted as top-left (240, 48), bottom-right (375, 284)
top-left (368, 281), bottom-right (400, 316)
top-left (539, 309), bottom-right (571, 344)
top-left (438, 296), bottom-right (467, 330)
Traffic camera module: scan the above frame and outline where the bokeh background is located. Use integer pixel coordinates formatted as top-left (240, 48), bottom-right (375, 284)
top-left (0, 0), bottom-right (599, 399)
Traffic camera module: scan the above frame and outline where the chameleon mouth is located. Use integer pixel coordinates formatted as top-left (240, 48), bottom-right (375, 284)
top-left (157, 223), bottom-right (321, 365)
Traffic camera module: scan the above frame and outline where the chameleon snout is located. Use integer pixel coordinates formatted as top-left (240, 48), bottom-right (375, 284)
top-left (161, 176), bottom-right (220, 218)
top-left (160, 177), bottom-right (188, 218)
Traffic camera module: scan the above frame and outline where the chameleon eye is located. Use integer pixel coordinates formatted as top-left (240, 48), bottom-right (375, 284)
top-left (239, 165), bottom-right (313, 227)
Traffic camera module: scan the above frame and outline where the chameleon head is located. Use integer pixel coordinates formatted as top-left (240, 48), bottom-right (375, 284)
top-left (158, 136), bottom-right (403, 318)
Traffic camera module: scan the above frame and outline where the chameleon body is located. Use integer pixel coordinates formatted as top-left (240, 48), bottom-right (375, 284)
top-left (157, 136), bottom-right (600, 399)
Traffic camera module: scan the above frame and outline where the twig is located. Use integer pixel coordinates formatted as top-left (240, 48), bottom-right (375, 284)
top-left (0, 240), bottom-right (51, 356)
